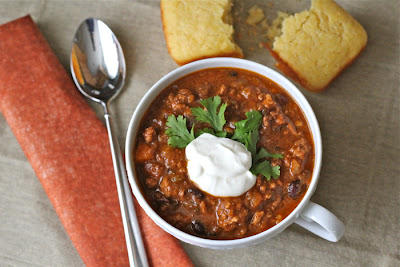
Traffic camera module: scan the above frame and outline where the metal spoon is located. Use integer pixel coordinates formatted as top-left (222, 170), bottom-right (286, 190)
top-left (70, 18), bottom-right (148, 267)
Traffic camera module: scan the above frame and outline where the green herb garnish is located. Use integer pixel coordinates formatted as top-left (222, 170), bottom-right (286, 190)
top-left (191, 95), bottom-right (227, 132)
top-left (252, 148), bottom-right (284, 164)
top-left (250, 160), bottom-right (281, 180)
top-left (165, 95), bottom-right (283, 180)
top-left (250, 148), bottom-right (283, 180)
top-left (165, 115), bottom-right (195, 148)
top-left (232, 110), bottom-right (262, 144)
top-left (195, 127), bottom-right (228, 138)
top-left (231, 110), bottom-right (262, 157)
top-left (231, 111), bottom-right (283, 180)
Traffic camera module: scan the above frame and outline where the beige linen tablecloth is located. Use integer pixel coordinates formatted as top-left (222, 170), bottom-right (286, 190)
top-left (0, 0), bottom-right (399, 266)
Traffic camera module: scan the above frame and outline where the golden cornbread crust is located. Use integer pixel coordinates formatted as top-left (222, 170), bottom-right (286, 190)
top-left (269, 45), bottom-right (367, 93)
top-left (270, 0), bottom-right (368, 92)
top-left (161, 0), bottom-right (244, 65)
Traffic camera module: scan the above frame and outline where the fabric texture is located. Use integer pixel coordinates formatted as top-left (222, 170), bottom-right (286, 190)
top-left (0, 15), bottom-right (192, 267)
top-left (0, 0), bottom-right (399, 266)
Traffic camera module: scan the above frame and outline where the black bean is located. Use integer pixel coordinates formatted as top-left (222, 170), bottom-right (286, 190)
top-left (275, 94), bottom-right (289, 106)
top-left (187, 188), bottom-right (205, 199)
top-left (229, 70), bottom-right (238, 77)
top-left (154, 192), bottom-right (179, 212)
top-left (272, 125), bottom-right (282, 132)
top-left (154, 191), bottom-right (178, 205)
top-left (288, 180), bottom-right (305, 199)
top-left (154, 191), bottom-right (169, 202)
top-left (245, 213), bottom-right (254, 224)
top-left (157, 195), bottom-right (171, 204)
top-left (191, 220), bottom-right (206, 236)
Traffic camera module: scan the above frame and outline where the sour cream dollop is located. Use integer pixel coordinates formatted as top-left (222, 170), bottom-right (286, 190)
top-left (185, 133), bottom-right (256, 197)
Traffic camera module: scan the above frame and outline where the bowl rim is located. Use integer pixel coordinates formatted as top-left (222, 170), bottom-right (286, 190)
top-left (125, 57), bottom-right (322, 249)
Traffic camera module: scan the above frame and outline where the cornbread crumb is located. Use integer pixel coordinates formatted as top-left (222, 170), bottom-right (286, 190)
top-left (269, 0), bottom-right (368, 91)
top-left (161, 0), bottom-right (244, 65)
top-left (266, 11), bottom-right (290, 42)
top-left (246, 5), bottom-right (265, 26)
top-left (260, 19), bottom-right (270, 30)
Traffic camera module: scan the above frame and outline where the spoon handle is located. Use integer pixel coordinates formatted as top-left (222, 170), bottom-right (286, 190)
top-left (104, 113), bottom-right (149, 267)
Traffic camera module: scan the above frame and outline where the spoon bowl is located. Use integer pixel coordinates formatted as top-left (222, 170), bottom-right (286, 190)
top-left (71, 18), bottom-right (148, 267)
top-left (71, 19), bottom-right (125, 106)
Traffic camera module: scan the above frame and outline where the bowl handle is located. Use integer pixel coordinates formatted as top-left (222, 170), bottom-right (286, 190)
top-left (294, 202), bottom-right (345, 242)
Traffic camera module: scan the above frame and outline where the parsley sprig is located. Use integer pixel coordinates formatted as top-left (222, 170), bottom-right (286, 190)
top-left (165, 115), bottom-right (195, 148)
top-left (195, 128), bottom-right (228, 138)
top-left (191, 95), bottom-right (227, 133)
top-left (232, 111), bottom-right (262, 155)
top-left (252, 148), bottom-right (284, 163)
top-left (165, 96), bottom-right (283, 180)
top-left (251, 160), bottom-right (281, 180)
top-left (231, 110), bottom-right (283, 180)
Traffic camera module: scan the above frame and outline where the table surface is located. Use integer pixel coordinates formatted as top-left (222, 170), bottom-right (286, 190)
top-left (0, 0), bottom-right (399, 266)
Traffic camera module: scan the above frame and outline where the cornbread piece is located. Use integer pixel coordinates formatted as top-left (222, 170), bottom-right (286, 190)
top-left (266, 11), bottom-right (290, 41)
top-left (161, 0), bottom-right (243, 65)
top-left (269, 0), bottom-right (368, 92)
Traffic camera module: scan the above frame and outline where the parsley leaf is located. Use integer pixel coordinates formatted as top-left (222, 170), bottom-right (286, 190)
top-left (191, 96), bottom-right (227, 132)
top-left (232, 110), bottom-right (262, 143)
top-left (251, 147), bottom-right (283, 180)
top-left (232, 110), bottom-right (282, 180)
top-left (250, 161), bottom-right (281, 180)
top-left (195, 128), bottom-right (228, 138)
top-left (195, 127), bottom-right (215, 137)
top-left (253, 148), bottom-right (284, 164)
top-left (165, 115), bottom-right (195, 148)
top-left (243, 130), bottom-right (259, 157)
top-left (232, 110), bottom-right (262, 157)
top-left (215, 131), bottom-right (228, 138)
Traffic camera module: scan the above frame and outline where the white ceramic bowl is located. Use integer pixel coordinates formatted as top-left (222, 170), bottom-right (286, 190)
top-left (125, 58), bottom-right (344, 249)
